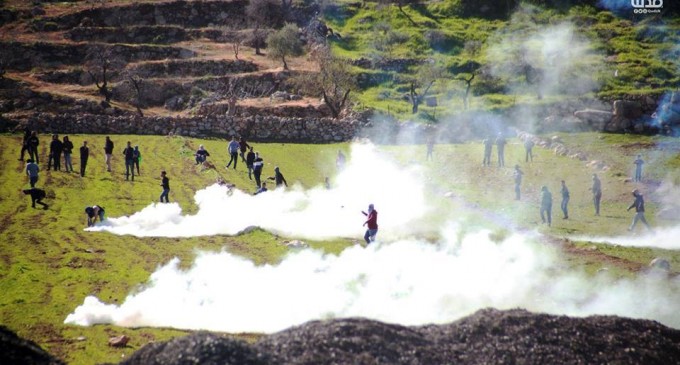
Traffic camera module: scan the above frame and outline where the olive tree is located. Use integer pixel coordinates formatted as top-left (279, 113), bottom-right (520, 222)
top-left (266, 23), bottom-right (304, 70)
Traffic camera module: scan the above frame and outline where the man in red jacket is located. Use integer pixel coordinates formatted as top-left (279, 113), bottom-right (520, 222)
top-left (362, 204), bottom-right (378, 244)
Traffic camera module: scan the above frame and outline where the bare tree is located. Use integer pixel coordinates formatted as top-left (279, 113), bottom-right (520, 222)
top-left (409, 60), bottom-right (446, 114)
top-left (127, 75), bottom-right (144, 117)
top-left (246, 0), bottom-right (282, 55)
top-left (85, 46), bottom-right (124, 103)
top-left (232, 37), bottom-right (242, 60)
top-left (266, 23), bottom-right (304, 70)
top-left (457, 72), bottom-right (476, 110)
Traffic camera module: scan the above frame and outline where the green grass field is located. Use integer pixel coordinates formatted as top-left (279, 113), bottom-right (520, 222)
top-left (1, 132), bottom-right (679, 364)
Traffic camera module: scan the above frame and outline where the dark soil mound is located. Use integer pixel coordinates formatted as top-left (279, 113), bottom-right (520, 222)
top-left (0, 325), bottom-right (65, 365)
top-left (119, 332), bottom-right (270, 365)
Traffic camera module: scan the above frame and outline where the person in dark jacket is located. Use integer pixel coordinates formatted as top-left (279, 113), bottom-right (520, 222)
top-left (495, 132), bottom-right (507, 167)
top-left (254, 182), bottom-right (268, 195)
top-left (540, 186), bottom-right (552, 227)
top-left (513, 165), bottom-right (523, 200)
top-left (633, 155), bottom-right (644, 182)
top-left (245, 146), bottom-right (255, 180)
top-left (133, 145), bottom-right (141, 175)
top-left (80, 141), bottom-right (89, 177)
top-left (62, 136), bottom-right (74, 172)
top-left (160, 171), bottom-right (170, 203)
top-left (560, 180), bottom-right (570, 219)
top-left (524, 139), bottom-right (534, 162)
top-left (85, 205), bottom-right (105, 227)
top-left (104, 136), bottom-right (114, 172)
top-left (123, 141), bottom-right (135, 181)
top-left (627, 189), bottom-right (651, 231)
top-left (239, 137), bottom-right (251, 163)
top-left (19, 127), bottom-right (31, 161)
top-left (48, 134), bottom-right (63, 171)
top-left (27, 131), bottom-right (40, 164)
top-left (253, 152), bottom-right (264, 188)
top-left (23, 188), bottom-right (48, 209)
top-left (482, 137), bottom-right (493, 166)
top-left (362, 204), bottom-right (378, 244)
top-left (195, 145), bottom-right (210, 165)
top-left (270, 166), bottom-right (288, 188)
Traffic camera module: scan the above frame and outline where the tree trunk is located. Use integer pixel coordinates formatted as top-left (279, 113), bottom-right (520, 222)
top-left (282, 56), bottom-right (288, 70)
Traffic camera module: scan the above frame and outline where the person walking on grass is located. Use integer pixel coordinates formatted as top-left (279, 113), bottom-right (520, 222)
top-left (524, 139), bottom-right (534, 162)
top-left (591, 173), bottom-right (602, 216)
top-left (26, 159), bottom-right (39, 188)
top-left (560, 180), bottom-right (570, 219)
top-left (133, 145), bottom-right (141, 175)
top-left (47, 134), bottom-right (63, 171)
top-left (79, 141), bottom-right (89, 177)
top-left (482, 136), bottom-right (493, 166)
top-left (104, 136), bottom-right (114, 172)
top-left (62, 136), bottom-right (74, 172)
top-left (27, 131), bottom-right (40, 164)
top-left (226, 136), bottom-right (240, 170)
top-left (19, 127), bottom-right (31, 161)
top-left (246, 146), bottom-right (255, 180)
top-left (495, 132), bottom-right (507, 167)
top-left (123, 141), bottom-right (135, 181)
top-left (362, 204), bottom-right (378, 244)
top-left (271, 166), bottom-right (288, 188)
top-left (627, 189), bottom-right (651, 231)
top-left (253, 152), bottom-right (264, 187)
top-left (540, 186), bottom-right (552, 227)
top-left (160, 171), bottom-right (170, 203)
top-left (633, 155), bottom-right (644, 182)
top-left (513, 165), bottom-right (523, 200)
top-left (239, 136), bottom-right (251, 163)
top-left (23, 188), bottom-right (48, 209)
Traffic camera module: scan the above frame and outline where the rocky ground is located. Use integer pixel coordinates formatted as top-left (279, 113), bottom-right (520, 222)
top-left (7, 308), bottom-right (678, 365)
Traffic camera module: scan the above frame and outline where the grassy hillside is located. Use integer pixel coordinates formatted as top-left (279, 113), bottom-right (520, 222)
top-left (1, 131), bottom-right (680, 363)
top-left (323, 1), bottom-right (679, 121)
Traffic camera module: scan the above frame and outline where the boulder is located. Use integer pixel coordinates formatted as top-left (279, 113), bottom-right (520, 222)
top-left (574, 109), bottom-right (612, 130)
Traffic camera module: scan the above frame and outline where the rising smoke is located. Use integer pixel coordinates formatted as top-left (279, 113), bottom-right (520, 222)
top-left (66, 141), bottom-right (680, 333)
top-left (87, 143), bottom-right (429, 241)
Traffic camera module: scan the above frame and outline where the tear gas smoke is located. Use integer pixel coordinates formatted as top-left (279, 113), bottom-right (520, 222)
top-left (574, 225), bottom-right (680, 250)
top-left (65, 226), bottom-right (680, 333)
top-left (87, 143), bottom-right (428, 240)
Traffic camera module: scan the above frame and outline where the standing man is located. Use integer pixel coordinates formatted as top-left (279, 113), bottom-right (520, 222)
top-left (160, 171), bottom-right (170, 203)
top-left (591, 173), bottom-right (602, 216)
top-left (238, 136), bottom-right (251, 163)
top-left (336, 150), bottom-right (346, 171)
top-left (27, 131), bottom-right (40, 164)
top-left (560, 180), bottom-right (570, 219)
top-left (19, 127), bottom-right (31, 161)
top-left (633, 155), bottom-right (644, 182)
top-left (540, 186), bottom-right (553, 227)
top-left (513, 165), bottom-right (523, 200)
top-left (26, 159), bottom-right (39, 188)
top-left (133, 145), bottom-right (142, 176)
top-left (253, 152), bottom-right (264, 187)
top-left (524, 139), bottom-right (534, 162)
top-left (272, 166), bottom-right (288, 188)
top-left (495, 132), bottom-right (506, 167)
top-left (482, 136), bottom-right (493, 166)
top-left (245, 146), bottom-right (255, 180)
top-left (226, 136), bottom-right (240, 170)
top-left (123, 141), bottom-right (136, 181)
top-left (362, 204), bottom-right (378, 244)
top-left (62, 136), bottom-right (74, 172)
top-left (48, 134), bottom-right (63, 171)
top-left (627, 189), bottom-right (651, 231)
top-left (104, 136), bottom-right (114, 172)
top-left (79, 141), bottom-right (89, 177)
top-left (426, 136), bottom-right (435, 161)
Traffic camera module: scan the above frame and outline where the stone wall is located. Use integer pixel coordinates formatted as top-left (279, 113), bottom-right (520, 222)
top-left (17, 113), bottom-right (368, 142)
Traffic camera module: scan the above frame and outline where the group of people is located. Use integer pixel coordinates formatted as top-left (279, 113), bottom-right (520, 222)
top-left (496, 134), bottom-right (650, 231)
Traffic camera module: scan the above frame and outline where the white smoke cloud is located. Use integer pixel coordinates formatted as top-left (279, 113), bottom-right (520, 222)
top-left (65, 225), bottom-right (680, 333)
top-left (573, 226), bottom-right (680, 250)
top-left (87, 143), bottom-right (428, 241)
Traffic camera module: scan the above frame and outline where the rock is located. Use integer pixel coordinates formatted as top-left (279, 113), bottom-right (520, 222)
top-left (108, 335), bottom-right (130, 348)
top-left (574, 109), bottom-right (612, 130)
top-left (0, 325), bottom-right (65, 365)
top-left (613, 100), bottom-right (643, 119)
top-left (283, 240), bottom-right (308, 249)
